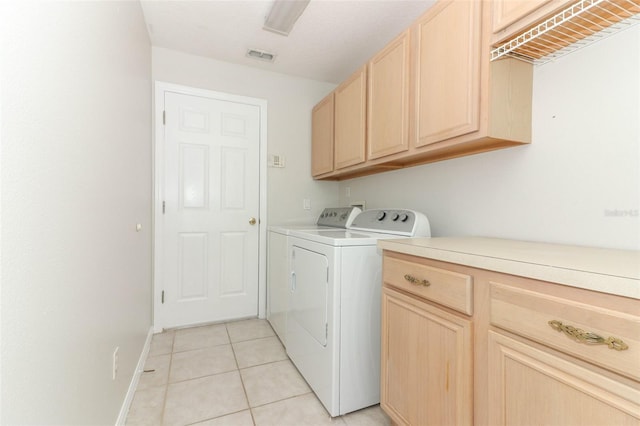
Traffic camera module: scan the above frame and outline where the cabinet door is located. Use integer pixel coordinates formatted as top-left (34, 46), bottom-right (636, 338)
top-left (491, 0), bottom-right (574, 44)
top-left (381, 286), bottom-right (472, 426)
top-left (334, 65), bottom-right (367, 169)
top-left (368, 30), bottom-right (410, 160)
top-left (488, 331), bottom-right (640, 425)
top-left (414, 0), bottom-right (481, 147)
top-left (492, 0), bottom-right (553, 33)
top-left (311, 93), bottom-right (334, 177)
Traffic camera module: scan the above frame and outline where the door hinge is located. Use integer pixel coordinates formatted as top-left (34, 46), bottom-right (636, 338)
top-left (162, 110), bottom-right (166, 125)
top-left (161, 290), bottom-right (165, 304)
top-left (162, 201), bottom-right (165, 214)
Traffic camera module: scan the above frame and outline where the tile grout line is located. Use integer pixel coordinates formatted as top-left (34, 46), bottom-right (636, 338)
top-left (158, 352), bottom-right (289, 388)
top-left (159, 331), bottom-right (176, 426)
top-left (139, 320), bottom-right (328, 426)
top-left (248, 391), bottom-right (315, 410)
top-left (226, 322), bottom-right (258, 426)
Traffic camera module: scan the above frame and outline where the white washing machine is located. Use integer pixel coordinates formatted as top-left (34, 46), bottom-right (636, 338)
top-left (267, 207), bottom-right (361, 345)
top-left (285, 209), bottom-right (431, 417)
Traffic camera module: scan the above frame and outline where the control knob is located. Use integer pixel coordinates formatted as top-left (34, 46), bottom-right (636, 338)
top-left (377, 211), bottom-right (387, 221)
top-left (391, 213), bottom-right (400, 221)
top-left (399, 213), bottom-right (409, 222)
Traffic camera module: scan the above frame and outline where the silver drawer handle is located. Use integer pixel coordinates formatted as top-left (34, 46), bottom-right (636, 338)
top-left (404, 274), bottom-right (430, 287)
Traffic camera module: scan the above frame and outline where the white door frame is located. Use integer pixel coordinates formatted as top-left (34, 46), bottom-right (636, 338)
top-left (153, 81), bottom-right (268, 332)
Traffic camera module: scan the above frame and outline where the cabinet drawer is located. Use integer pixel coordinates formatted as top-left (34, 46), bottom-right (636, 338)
top-left (490, 281), bottom-right (640, 381)
top-left (383, 256), bottom-right (473, 315)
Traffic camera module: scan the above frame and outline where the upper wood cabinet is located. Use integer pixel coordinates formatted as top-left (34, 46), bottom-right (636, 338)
top-left (414, 0), bottom-right (481, 147)
top-left (311, 0), bottom-right (534, 181)
top-left (367, 30), bottom-right (411, 160)
top-left (491, 0), bottom-right (574, 44)
top-left (311, 93), bottom-right (334, 177)
top-left (334, 65), bottom-right (367, 170)
top-left (412, 0), bottom-right (532, 152)
top-left (493, 0), bottom-right (554, 33)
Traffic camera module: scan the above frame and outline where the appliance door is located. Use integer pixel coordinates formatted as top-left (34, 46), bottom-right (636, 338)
top-left (290, 245), bottom-right (329, 347)
top-left (286, 237), bottom-right (339, 416)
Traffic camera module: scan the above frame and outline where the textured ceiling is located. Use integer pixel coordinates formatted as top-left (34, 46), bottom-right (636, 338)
top-left (140, 0), bottom-right (435, 83)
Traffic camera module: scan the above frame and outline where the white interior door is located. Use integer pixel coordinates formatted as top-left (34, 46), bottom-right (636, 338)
top-left (159, 90), bottom-right (261, 328)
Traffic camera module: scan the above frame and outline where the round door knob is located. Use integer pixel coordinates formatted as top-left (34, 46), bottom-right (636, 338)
top-left (249, 217), bottom-right (257, 225)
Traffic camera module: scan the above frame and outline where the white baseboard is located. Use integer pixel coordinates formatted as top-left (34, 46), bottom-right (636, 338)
top-left (115, 326), bottom-right (154, 425)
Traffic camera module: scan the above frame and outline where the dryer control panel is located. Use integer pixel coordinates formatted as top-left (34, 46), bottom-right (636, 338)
top-left (316, 207), bottom-right (362, 228)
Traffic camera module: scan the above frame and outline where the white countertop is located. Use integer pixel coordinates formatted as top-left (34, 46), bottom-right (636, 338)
top-left (377, 237), bottom-right (640, 299)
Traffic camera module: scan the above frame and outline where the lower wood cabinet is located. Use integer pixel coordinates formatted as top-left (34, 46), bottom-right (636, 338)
top-left (488, 331), bottom-right (640, 425)
top-left (380, 248), bottom-right (640, 425)
top-left (488, 277), bottom-right (640, 425)
top-left (381, 286), bottom-right (472, 426)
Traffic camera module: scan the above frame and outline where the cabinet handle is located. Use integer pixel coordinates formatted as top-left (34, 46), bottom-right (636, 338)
top-left (548, 320), bottom-right (629, 351)
top-left (404, 274), bottom-right (430, 287)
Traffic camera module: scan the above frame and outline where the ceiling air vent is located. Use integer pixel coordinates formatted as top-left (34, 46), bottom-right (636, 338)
top-left (246, 49), bottom-right (276, 63)
top-left (491, 0), bottom-right (640, 65)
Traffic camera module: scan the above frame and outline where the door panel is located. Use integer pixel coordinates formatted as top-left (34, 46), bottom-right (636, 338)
top-left (221, 147), bottom-right (247, 209)
top-left (163, 91), bottom-right (260, 327)
top-left (178, 233), bottom-right (208, 300)
top-left (220, 231), bottom-right (247, 296)
top-left (180, 144), bottom-right (209, 209)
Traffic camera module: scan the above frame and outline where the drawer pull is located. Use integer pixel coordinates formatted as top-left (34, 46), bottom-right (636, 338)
top-left (548, 320), bottom-right (629, 351)
top-left (404, 274), bottom-right (430, 287)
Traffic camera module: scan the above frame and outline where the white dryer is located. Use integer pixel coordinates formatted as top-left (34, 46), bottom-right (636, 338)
top-left (285, 209), bottom-right (431, 416)
top-left (267, 207), bottom-right (361, 345)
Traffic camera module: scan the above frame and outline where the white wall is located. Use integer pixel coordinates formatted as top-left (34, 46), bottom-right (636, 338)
top-left (339, 26), bottom-right (640, 251)
top-left (152, 47), bottom-right (339, 226)
top-left (1, 1), bottom-right (152, 424)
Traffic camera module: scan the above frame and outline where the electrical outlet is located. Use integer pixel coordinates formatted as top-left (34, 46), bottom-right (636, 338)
top-left (112, 347), bottom-right (119, 380)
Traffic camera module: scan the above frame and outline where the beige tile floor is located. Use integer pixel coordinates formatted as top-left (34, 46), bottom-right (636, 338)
top-left (126, 319), bottom-right (391, 426)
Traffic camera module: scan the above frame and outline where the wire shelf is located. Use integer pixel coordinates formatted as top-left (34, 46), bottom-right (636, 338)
top-left (491, 0), bottom-right (640, 64)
